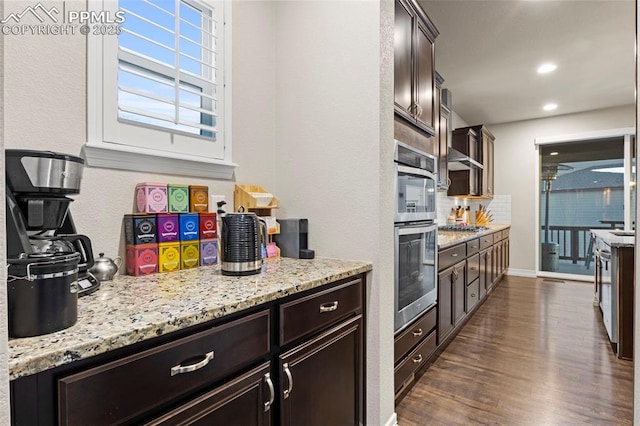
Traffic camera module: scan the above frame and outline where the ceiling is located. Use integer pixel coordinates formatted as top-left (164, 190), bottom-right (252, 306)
top-left (418, 0), bottom-right (636, 127)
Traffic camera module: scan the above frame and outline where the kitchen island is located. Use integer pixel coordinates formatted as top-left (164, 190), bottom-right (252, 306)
top-left (10, 257), bottom-right (371, 425)
top-left (591, 229), bottom-right (634, 359)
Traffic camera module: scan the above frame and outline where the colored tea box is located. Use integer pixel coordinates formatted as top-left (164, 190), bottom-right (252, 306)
top-left (179, 213), bottom-right (199, 241)
top-left (168, 184), bottom-right (189, 213)
top-left (123, 214), bottom-right (157, 245)
top-left (157, 214), bottom-right (179, 243)
top-left (200, 239), bottom-right (218, 266)
top-left (181, 241), bottom-right (200, 269)
top-left (135, 182), bottom-right (168, 213)
top-left (199, 212), bottom-right (217, 240)
top-left (126, 244), bottom-right (158, 276)
top-left (189, 185), bottom-right (209, 212)
top-left (158, 242), bottom-right (181, 273)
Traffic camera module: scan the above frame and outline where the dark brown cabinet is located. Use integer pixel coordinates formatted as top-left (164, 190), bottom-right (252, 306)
top-left (479, 127), bottom-right (495, 197)
top-left (436, 72), bottom-right (451, 190)
top-left (438, 260), bottom-right (465, 343)
top-left (448, 125), bottom-right (495, 198)
top-left (146, 363), bottom-right (272, 426)
top-left (395, 229), bottom-right (510, 405)
top-left (394, 0), bottom-right (439, 136)
top-left (12, 275), bottom-right (366, 426)
top-left (280, 316), bottom-right (362, 426)
top-left (58, 310), bottom-right (271, 425)
top-left (449, 128), bottom-right (480, 196)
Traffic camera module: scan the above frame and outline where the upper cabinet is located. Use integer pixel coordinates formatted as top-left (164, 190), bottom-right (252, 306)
top-left (475, 125), bottom-right (495, 197)
top-left (436, 73), bottom-right (451, 190)
top-left (448, 125), bottom-right (495, 198)
top-left (394, 0), bottom-right (439, 137)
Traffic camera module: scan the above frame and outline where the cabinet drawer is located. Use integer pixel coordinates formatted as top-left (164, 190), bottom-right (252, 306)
top-left (467, 253), bottom-right (480, 284)
top-left (466, 238), bottom-right (480, 256)
top-left (502, 229), bottom-right (510, 240)
top-left (280, 278), bottom-right (362, 346)
top-left (394, 329), bottom-right (436, 396)
top-left (479, 233), bottom-right (494, 250)
top-left (467, 279), bottom-right (480, 312)
top-left (439, 243), bottom-right (466, 271)
top-left (394, 306), bottom-right (436, 364)
top-left (58, 310), bottom-right (270, 425)
top-left (144, 362), bottom-right (272, 426)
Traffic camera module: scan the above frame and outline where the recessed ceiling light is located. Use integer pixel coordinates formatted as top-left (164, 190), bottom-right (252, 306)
top-left (537, 63), bottom-right (557, 74)
top-left (543, 103), bottom-right (558, 111)
top-left (550, 152), bottom-right (559, 156)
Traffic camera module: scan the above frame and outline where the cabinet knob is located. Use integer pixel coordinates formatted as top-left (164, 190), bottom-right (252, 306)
top-left (412, 354), bottom-right (423, 364)
top-left (451, 253), bottom-right (459, 258)
top-left (412, 328), bottom-right (423, 337)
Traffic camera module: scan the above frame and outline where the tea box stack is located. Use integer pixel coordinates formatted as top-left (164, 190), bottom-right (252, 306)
top-left (124, 183), bottom-right (219, 276)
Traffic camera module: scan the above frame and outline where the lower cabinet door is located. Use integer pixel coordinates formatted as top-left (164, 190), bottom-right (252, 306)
top-left (145, 363), bottom-right (273, 426)
top-left (279, 315), bottom-right (363, 426)
top-left (437, 267), bottom-right (455, 344)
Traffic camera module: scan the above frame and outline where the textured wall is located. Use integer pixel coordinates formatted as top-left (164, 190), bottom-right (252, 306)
top-left (272, 2), bottom-right (395, 424)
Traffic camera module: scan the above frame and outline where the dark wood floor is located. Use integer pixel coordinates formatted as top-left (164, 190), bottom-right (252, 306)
top-left (396, 275), bottom-right (634, 425)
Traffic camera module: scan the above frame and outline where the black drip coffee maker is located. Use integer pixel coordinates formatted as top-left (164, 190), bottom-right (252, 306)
top-left (5, 150), bottom-right (99, 337)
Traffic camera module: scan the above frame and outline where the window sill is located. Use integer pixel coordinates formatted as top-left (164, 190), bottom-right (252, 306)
top-left (82, 142), bottom-right (236, 180)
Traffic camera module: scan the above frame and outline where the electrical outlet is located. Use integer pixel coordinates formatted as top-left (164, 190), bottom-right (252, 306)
top-left (209, 194), bottom-right (226, 209)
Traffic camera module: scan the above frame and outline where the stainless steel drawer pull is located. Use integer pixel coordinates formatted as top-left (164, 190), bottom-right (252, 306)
top-left (283, 363), bottom-right (294, 399)
top-left (451, 253), bottom-right (459, 257)
top-left (412, 354), bottom-right (423, 364)
top-left (412, 328), bottom-right (423, 337)
top-left (264, 373), bottom-right (275, 412)
top-left (170, 351), bottom-right (214, 376)
top-left (319, 301), bottom-right (339, 313)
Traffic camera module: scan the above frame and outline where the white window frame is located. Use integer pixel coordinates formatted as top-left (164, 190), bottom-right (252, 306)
top-left (85, 0), bottom-right (235, 179)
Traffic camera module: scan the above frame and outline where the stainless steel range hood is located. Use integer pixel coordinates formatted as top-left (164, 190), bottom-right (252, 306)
top-left (448, 147), bottom-right (483, 171)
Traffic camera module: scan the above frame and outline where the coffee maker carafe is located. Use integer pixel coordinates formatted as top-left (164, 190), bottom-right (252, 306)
top-left (5, 150), bottom-right (100, 296)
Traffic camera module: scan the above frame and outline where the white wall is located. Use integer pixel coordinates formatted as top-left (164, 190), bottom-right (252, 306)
top-left (491, 104), bottom-right (634, 274)
top-left (272, 2), bottom-right (394, 423)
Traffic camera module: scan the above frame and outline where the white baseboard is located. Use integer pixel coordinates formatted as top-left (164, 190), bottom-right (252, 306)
top-left (385, 412), bottom-right (398, 426)
top-left (505, 268), bottom-right (536, 278)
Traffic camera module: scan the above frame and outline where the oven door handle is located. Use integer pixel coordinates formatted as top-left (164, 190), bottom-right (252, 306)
top-left (397, 223), bottom-right (438, 236)
top-left (397, 165), bottom-right (436, 181)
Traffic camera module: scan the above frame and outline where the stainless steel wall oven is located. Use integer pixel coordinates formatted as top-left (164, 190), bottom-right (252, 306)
top-left (394, 141), bottom-right (438, 332)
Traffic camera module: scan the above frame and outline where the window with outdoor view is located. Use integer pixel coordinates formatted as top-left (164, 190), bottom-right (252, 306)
top-left (85, 0), bottom-right (233, 179)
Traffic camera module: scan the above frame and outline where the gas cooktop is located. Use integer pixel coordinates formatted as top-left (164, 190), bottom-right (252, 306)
top-left (438, 225), bottom-right (489, 232)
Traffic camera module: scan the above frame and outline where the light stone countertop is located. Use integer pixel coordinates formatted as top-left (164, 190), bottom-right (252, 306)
top-left (438, 224), bottom-right (511, 249)
top-left (591, 229), bottom-right (635, 248)
top-left (8, 257), bottom-right (372, 380)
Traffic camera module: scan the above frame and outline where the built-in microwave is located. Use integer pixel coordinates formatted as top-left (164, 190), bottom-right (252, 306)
top-left (394, 221), bottom-right (438, 332)
top-left (394, 141), bottom-right (437, 223)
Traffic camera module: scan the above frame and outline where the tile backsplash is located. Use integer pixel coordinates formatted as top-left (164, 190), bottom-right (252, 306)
top-left (437, 192), bottom-right (511, 226)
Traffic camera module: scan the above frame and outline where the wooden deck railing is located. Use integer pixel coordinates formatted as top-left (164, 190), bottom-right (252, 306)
top-left (541, 225), bottom-right (610, 264)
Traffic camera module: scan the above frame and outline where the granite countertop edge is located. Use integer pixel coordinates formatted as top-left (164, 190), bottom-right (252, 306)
top-left (438, 224), bottom-right (511, 249)
top-left (8, 257), bottom-right (372, 381)
top-left (590, 229), bottom-right (635, 248)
